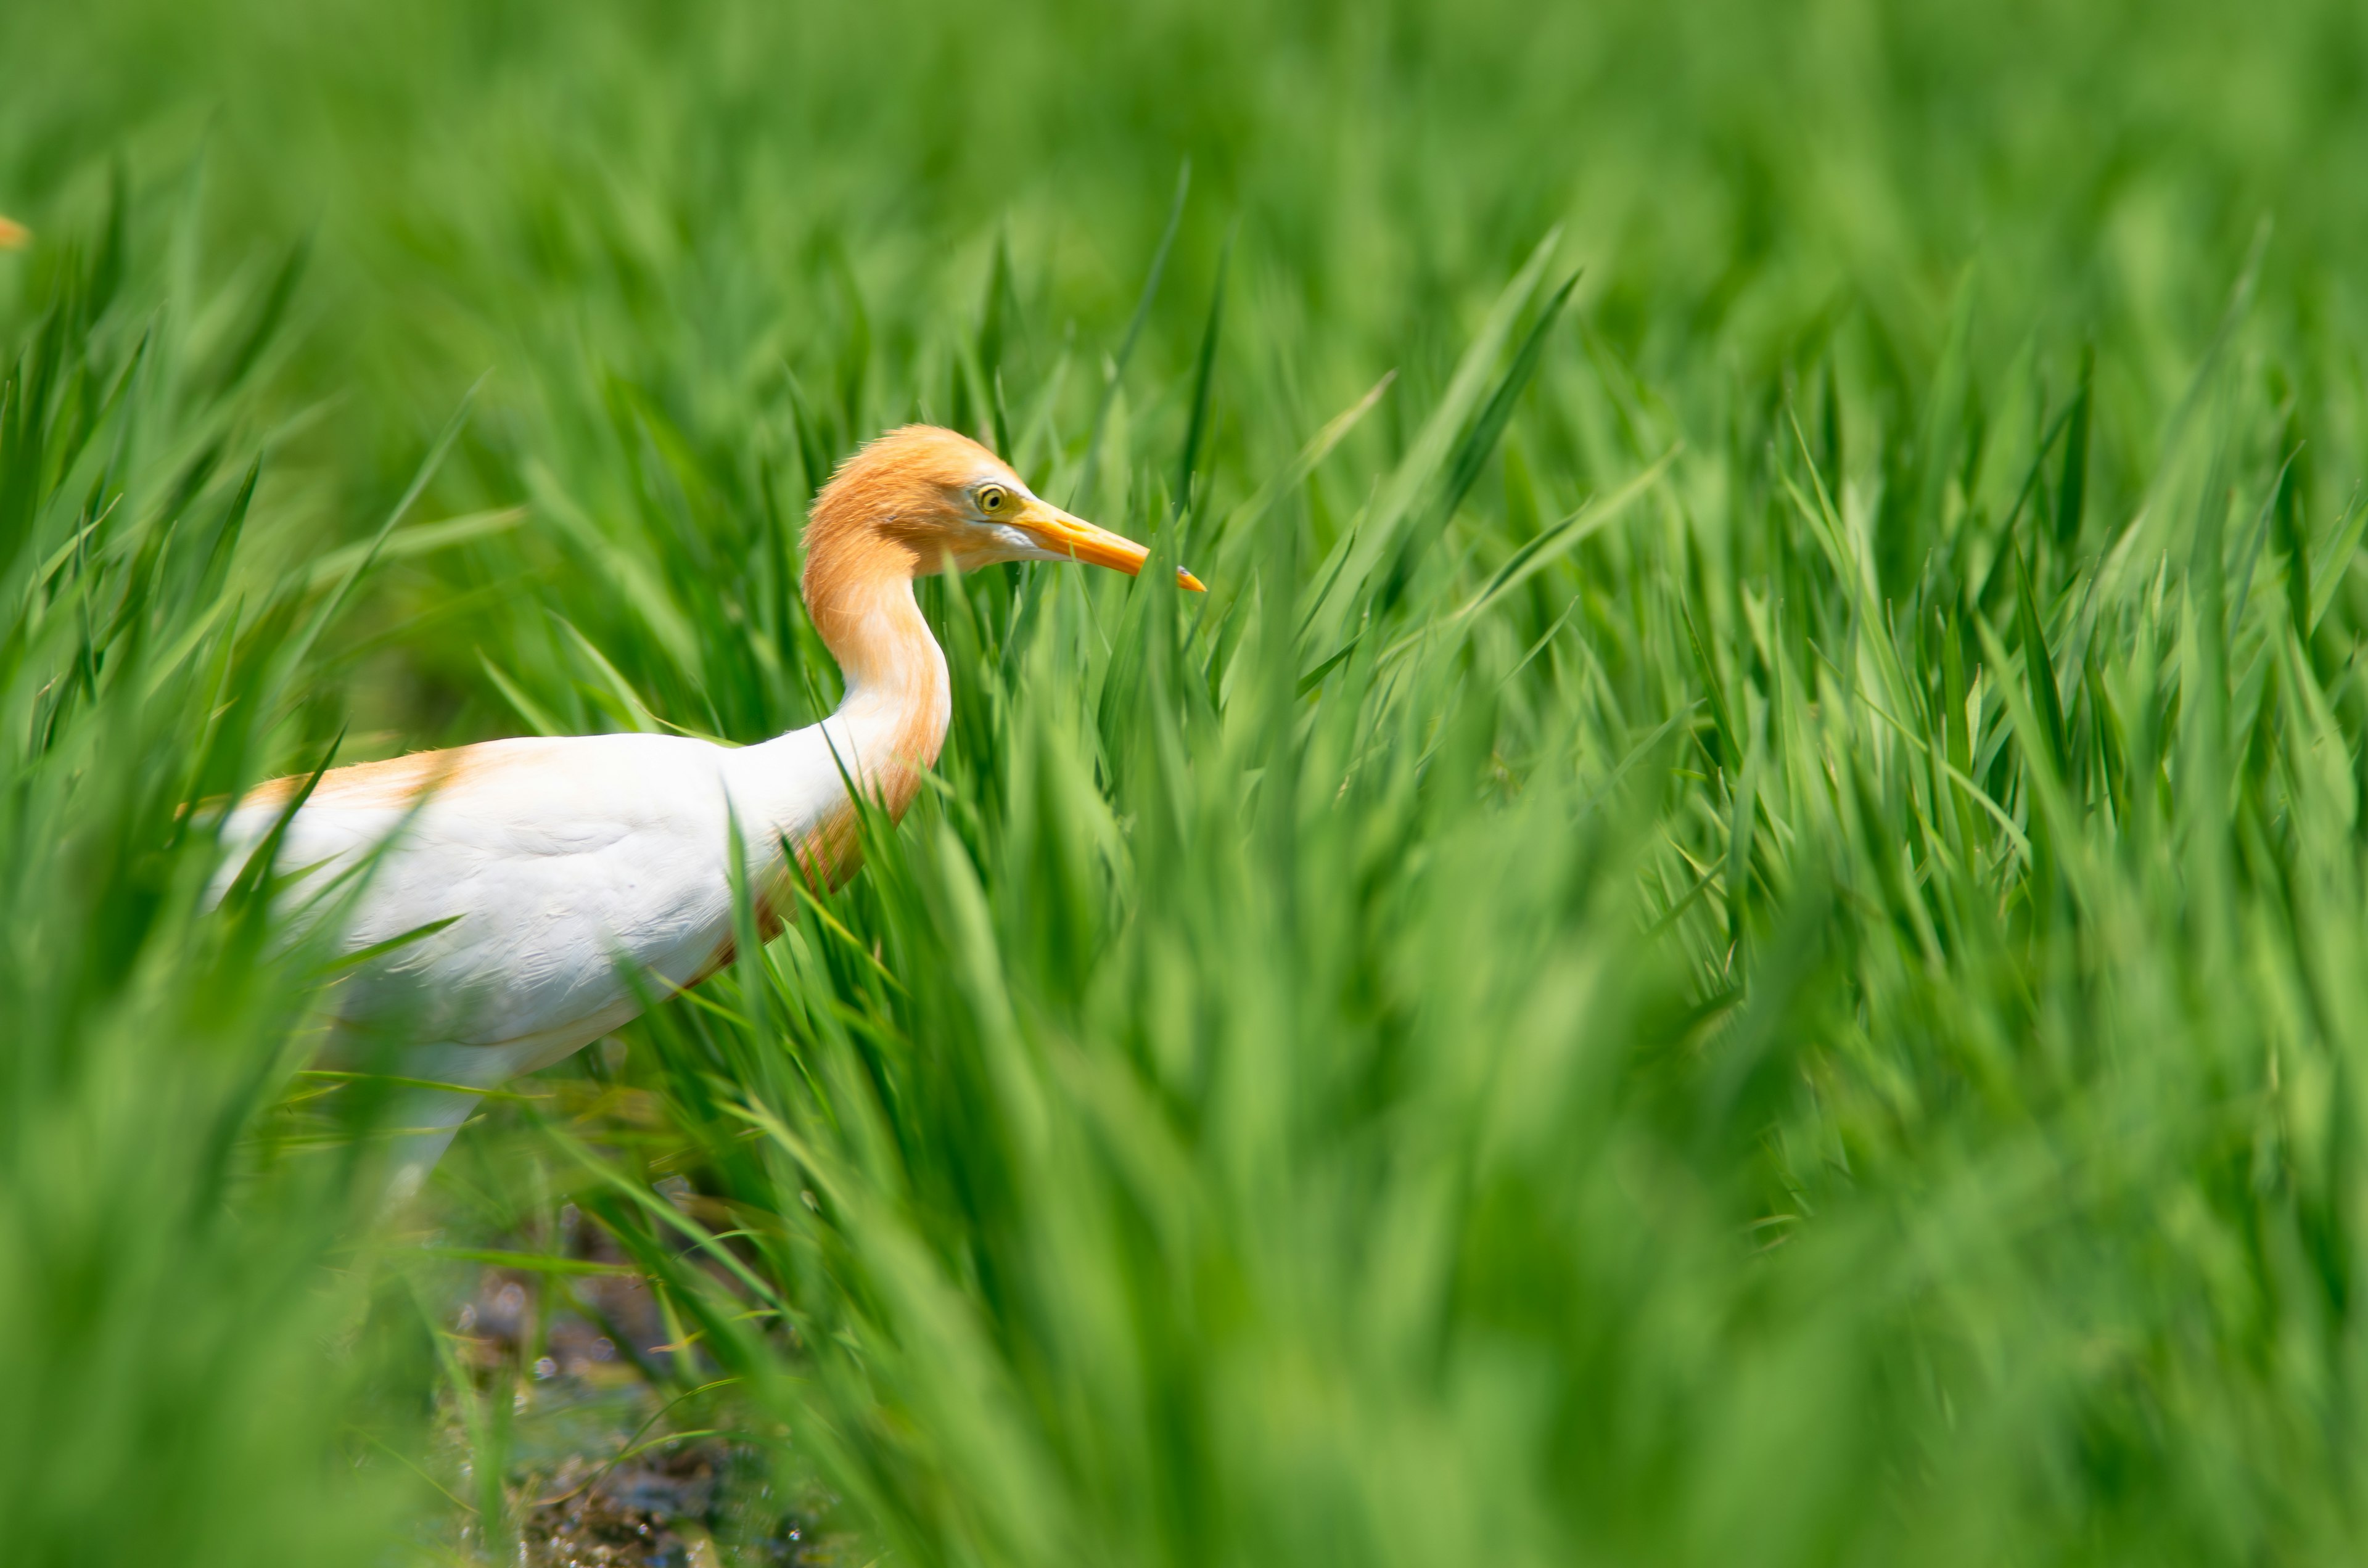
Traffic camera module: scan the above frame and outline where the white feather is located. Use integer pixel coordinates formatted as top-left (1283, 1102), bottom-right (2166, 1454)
top-left (217, 708), bottom-right (898, 1077)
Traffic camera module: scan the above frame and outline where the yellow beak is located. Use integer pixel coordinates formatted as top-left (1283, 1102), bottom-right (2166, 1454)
top-left (0, 215), bottom-right (30, 252)
top-left (1018, 501), bottom-right (1206, 592)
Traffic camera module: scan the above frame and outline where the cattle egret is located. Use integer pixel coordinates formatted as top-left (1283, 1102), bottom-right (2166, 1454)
top-left (222, 425), bottom-right (1202, 1199)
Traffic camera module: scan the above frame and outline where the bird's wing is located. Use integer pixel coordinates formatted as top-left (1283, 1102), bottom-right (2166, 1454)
top-left (219, 733), bottom-right (776, 1051)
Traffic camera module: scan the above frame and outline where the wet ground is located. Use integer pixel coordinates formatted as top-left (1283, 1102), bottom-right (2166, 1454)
top-left (419, 1194), bottom-right (857, 1567)
top-left (511, 1431), bottom-right (842, 1567)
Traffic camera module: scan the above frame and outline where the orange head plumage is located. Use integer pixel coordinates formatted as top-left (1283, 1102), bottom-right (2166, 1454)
top-left (802, 425), bottom-right (1204, 607)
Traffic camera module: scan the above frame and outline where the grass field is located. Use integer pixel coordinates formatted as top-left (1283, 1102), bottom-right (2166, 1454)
top-left (10, 1), bottom-right (2368, 1562)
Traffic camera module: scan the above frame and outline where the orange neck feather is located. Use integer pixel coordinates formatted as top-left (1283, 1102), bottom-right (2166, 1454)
top-left (801, 495), bottom-right (950, 826)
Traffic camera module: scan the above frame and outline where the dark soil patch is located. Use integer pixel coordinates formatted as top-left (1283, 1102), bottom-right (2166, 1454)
top-left (516, 1435), bottom-right (849, 1567)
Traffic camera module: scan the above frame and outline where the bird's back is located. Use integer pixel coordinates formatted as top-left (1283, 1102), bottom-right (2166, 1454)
top-left (221, 729), bottom-right (841, 1068)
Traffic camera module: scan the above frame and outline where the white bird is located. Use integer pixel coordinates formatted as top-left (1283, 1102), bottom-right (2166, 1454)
top-left (222, 425), bottom-right (1202, 1199)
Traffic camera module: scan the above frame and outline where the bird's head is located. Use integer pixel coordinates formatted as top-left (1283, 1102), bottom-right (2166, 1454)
top-left (804, 425), bottom-right (1204, 594)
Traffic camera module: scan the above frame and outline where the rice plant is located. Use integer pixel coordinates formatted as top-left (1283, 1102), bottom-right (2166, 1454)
top-left (10, 0), bottom-right (2368, 1562)
top-left (0, 185), bottom-right (427, 1565)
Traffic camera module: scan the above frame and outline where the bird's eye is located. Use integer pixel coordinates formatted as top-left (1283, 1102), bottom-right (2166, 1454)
top-left (976, 485), bottom-right (1010, 514)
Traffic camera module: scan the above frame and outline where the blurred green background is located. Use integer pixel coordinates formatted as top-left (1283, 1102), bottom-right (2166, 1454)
top-left (8, 0), bottom-right (2368, 1562)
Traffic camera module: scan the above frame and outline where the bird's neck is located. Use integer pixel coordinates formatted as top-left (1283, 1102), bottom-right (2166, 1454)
top-left (804, 549), bottom-right (950, 824)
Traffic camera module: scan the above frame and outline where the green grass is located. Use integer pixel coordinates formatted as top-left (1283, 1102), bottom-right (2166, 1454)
top-left (0, 185), bottom-right (415, 1563)
top-left (10, 1), bottom-right (2368, 1562)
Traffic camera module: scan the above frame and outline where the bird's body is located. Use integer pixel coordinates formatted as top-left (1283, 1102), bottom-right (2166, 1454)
top-left (224, 725), bottom-right (885, 1085)
top-left (223, 425), bottom-right (1196, 1197)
